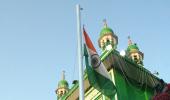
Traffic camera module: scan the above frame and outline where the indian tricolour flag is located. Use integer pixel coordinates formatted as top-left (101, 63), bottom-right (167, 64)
top-left (83, 28), bottom-right (116, 98)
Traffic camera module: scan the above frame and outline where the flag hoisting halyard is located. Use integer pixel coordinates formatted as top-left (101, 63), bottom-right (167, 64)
top-left (83, 28), bottom-right (117, 98)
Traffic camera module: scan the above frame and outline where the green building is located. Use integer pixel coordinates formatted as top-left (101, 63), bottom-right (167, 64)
top-left (55, 22), bottom-right (162, 100)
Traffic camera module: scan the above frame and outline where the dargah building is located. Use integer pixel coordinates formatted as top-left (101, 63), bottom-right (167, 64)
top-left (55, 22), bottom-right (163, 100)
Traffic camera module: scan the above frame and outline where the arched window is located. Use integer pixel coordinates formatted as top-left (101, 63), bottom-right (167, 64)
top-left (133, 55), bottom-right (138, 63)
top-left (59, 90), bottom-right (63, 95)
top-left (106, 39), bottom-right (110, 45)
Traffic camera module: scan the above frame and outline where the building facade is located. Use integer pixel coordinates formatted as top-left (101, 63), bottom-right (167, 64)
top-left (56, 22), bottom-right (162, 100)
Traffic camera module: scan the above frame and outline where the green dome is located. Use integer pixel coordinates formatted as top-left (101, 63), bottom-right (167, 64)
top-left (58, 80), bottom-right (69, 88)
top-left (127, 44), bottom-right (139, 52)
top-left (100, 27), bottom-right (114, 37)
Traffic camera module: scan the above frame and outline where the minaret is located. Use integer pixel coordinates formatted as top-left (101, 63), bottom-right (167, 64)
top-left (55, 71), bottom-right (69, 99)
top-left (126, 36), bottom-right (144, 65)
top-left (98, 20), bottom-right (118, 51)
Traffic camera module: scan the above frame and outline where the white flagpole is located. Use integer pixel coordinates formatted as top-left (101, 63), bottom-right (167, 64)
top-left (76, 4), bottom-right (84, 100)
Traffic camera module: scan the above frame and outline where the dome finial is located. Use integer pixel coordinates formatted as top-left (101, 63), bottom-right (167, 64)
top-left (61, 70), bottom-right (65, 80)
top-left (128, 36), bottom-right (132, 45)
top-left (103, 19), bottom-right (107, 28)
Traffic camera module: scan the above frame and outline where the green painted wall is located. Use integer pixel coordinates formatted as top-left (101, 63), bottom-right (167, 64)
top-left (113, 69), bottom-right (154, 100)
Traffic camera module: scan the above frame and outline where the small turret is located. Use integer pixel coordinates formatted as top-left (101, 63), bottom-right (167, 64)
top-left (126, 36), bottom-right (144, 65)
top-left (98, 20), bottom-right (118, 51)
top-left (56, 71), bottom-right (69, 99)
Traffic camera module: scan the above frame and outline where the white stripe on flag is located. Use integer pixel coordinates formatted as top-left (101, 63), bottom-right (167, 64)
top-left (88, 48), bottom-right (111, 81)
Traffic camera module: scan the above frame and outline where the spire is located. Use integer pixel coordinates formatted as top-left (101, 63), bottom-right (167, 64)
top-left (56, 70), bottom-right (69, 99)
top-left (98, 20), bottom-right (118, 51)
top-left (126, 36), bottom-right (144, 66)
top-left (61, 70), bottom-right (65, 80)
top-left (103, 19), bottom-right (107, 28)
top-left (128, 36), bottom-right (132, 45)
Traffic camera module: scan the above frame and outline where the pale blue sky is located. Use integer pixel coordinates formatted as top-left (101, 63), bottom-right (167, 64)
top-left (0, 0), bottom-right (170, 100)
